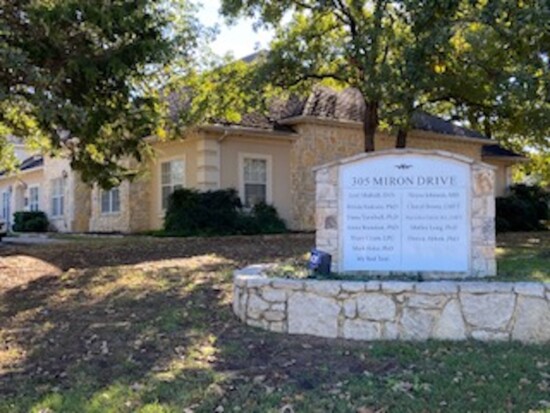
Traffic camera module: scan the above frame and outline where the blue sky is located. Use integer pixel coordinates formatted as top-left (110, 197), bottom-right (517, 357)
top-left (197, 1), bottom-right (274, 58)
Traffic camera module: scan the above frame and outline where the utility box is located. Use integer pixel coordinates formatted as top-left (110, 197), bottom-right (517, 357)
top-left (308, 249), bottom-right (332, 276)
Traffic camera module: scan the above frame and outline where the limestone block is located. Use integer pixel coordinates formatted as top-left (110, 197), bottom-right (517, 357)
top-left (432, 299), bottom-right (467, 340)
top-left (513, 283), bottom-right (546, 298)
top-left (472, 196), bottom-right (494, 218)
top-left (272, 279), bottom-right (305, 291)
top-left (269, 321), bottom-right (286, 333)
top-left (415, 282), bottom-right (458, 295)
top-left (343, 319), bottom-right (382, 340)
top-left (364, 281), bottom-right (381, 291)
top-left (247, 277), bottom-right (270, 288)
top-left (460, 283), bottom-right (512, 294)
top-left (262, 288), bottom-right (287, 302)
top-left (511, 296), bottom-right (550, 343)
top-left (357, 294), bottom-right (396, 321)
top-left (473, 169), bottom-right (494, 196)
top-left (247, 318), bottom-right (270, 329)
top-left (239, 292), bottom-right (248, 315)
top-left (381, 282), bottom-right (414, 294)
top-left (264, 311), bottom-right (285, 322)
top-left (400, 308), bottom-right (437, 340)
top-left (232, 286), bottom-right (241, 315)
top-left (315, 167), bottom-right (330, 183)
top-left (471, 330), bottom-right (509, 341)
top-left (341, 282), bottom-right (365, 293)
top-left (288, 292), bottom-right (340, 338)
top-left (343, 299), bottom-right (357, 318)
top-left (271, 303), bottom-right (285, 311)
top-left (407, 294), bottom-right (449, 309)
top-left (316, 183), bottom-right (337, 201)
top-left (382, 322), bottom-right (400, 340)
top-left (247, 294), bottom-right (270, 320)
top-left (460, 293), bottom-right (515, 330)
top-left (306, 280), bottom-right (341, 297)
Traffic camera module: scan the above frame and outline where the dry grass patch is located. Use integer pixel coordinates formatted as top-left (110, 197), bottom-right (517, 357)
top-left (0, 233), bottom-right (549, 412)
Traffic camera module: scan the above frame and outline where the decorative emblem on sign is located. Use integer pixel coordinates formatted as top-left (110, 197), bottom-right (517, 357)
top-left (395, 163), bottom-right (413, 170)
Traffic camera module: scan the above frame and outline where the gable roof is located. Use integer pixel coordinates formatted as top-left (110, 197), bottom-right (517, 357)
top-left (0, 155), bottom-right (44, 177)
top-left (482, 144), bottom-right (525, 159)
top-left (282, 86), bottom-right (488, 140)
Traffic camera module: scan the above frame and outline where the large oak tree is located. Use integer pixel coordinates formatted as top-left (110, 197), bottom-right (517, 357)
top-left (220, 0), bottom-right (549, 154)
top-left (0, 0), bottom-right (204, 187)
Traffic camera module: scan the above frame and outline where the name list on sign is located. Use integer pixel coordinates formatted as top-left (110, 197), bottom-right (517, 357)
top-left (341, 157), bottom-right (470, 272)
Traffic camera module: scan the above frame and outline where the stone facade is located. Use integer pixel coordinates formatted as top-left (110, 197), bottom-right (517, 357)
top-left (288, 119), bottom-right (488, 231)
top-left (233, 267), bottom-right (550, 343)
top-left (314, 149), bottom-right (497, 278)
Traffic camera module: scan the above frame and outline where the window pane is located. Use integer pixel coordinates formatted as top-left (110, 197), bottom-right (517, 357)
top-left (112, 188), bottom-right (120, 212)
top-left (59, 195), bottom-right (64, 215)
top-left (244, 159), bottom-right (266, 184)
top-left (172, 160), bottom-right (185, 184)
top-left (244, 183), bottom-right (266, 207)
top-left (101, 190), bottom-right (110, 213)
top-left (161, 186), bottom-right (172, 210)
top-left (161, 162), bottom-right (171, 185)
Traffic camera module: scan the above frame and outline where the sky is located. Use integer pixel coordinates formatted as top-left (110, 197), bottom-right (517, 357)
top-left (196, 1), bottom-right (274, 59)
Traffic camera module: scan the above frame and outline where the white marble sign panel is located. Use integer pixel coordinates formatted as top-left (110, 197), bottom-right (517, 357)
top-left (341, 154), bottom-right (470, 272)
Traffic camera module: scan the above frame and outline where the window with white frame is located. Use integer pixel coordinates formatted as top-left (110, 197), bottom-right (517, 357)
top-left (1, 191), bottom-right (9, 220)
top-left (100, 187), bottom-right (121, 214)
top-left (161, 159), bottom-right (185, 210)
top-left (241, 155), bottom-right (270, 208)
top-left (51, 178), bottom-right (64, 217)
top-left (28, 186), bottom-right (40, 211)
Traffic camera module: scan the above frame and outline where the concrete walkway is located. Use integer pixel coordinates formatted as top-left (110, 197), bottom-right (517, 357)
top-left (1, 236), bottom-right (68, 245)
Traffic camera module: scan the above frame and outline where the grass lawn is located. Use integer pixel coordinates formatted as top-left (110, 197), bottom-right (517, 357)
top-left (0, 232), bottom-right (549, 413)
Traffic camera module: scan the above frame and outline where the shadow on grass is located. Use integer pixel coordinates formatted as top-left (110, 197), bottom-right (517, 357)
top-left (1, 234), bottom-right (549, 412)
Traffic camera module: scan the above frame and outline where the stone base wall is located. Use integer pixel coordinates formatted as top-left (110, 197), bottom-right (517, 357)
top-left (233, 266), bottom-right (550, 343)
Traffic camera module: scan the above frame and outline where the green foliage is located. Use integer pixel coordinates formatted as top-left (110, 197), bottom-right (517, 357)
top-left (496, 184), bottom-right (549, 232)
top-left (163, 188), bottom-right (287, 236)
top-left (12, 211), bottom-right (49, 232)
top-left (0, 0), bottom-right (205, 187)
top-left (221, 0), bottom-right (549, 152)
top-left (237, 202), bottom-right (288, 235)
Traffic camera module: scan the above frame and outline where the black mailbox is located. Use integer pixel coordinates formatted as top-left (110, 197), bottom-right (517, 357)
top-left (308, 249), bottom-right (332, 276)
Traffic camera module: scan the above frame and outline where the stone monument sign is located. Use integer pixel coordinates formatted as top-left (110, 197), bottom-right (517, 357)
top-left (314, 149), bottom-right (496, 278)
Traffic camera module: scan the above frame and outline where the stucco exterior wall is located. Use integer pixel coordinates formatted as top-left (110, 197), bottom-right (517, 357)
top-left (219, 135), bottom-right (293, 225)
top-left (289, 120), bottom-right (487, 231)
top-left (42, 156), bottom-right (75, 232)
top-left (0, 169), bottom-right (45, 230)
top-left (484, 159), bottom-right (514, 197)
top-left (148, 138), bottom-right (199, 230)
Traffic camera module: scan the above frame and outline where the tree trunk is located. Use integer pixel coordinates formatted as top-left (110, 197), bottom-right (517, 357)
top-left (396, 128), bottom-right (407, 148)
top-left (363, 101), bottom-right (378, 152)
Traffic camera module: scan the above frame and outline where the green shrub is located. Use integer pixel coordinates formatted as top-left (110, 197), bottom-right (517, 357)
top-left (163, 188), bottom-right (287, 236)
top-left (13, 211), bottom-right (49, 232)
top-left (496, 184), bottom-right (549, 232)
top-left (249, 202), bottom-right (287, 234)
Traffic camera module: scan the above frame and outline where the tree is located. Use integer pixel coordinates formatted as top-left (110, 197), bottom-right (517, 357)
top-left (424, 0), bottom-right (549, 152)
top-left (0, 0), bottom-right (204, 187)
top-left (220, 0), bottom-right (549, 152)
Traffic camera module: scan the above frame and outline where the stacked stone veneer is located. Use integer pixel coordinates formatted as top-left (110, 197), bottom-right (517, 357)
top-left (233, 266), bottom-right (550, 343)
top-left (315, 149), bottom-right (496, 277)
top-left (288, 120), bottom-right (485, 231)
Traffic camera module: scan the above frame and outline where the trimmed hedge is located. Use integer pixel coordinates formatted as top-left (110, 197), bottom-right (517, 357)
top-left (496, 184), bottom-right (549, 232)
top-left (163, 188), bottom-right (287, 236)
top-left (13, 211), bottom-right (49, 232)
